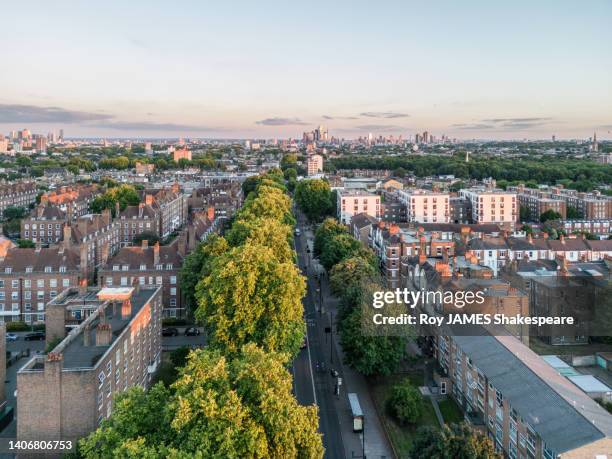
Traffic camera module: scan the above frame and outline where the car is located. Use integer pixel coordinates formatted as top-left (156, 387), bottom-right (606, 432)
top-left (294, 228), bottom-right (301, 237)
top-left (161, 327), bottom-right (179, 337)
top-left (6, 333), bottom-right (18, 341)
top-left (184, 327), bottom-right (200, 336)
top-left (24, 332), bottom-right (45, 341)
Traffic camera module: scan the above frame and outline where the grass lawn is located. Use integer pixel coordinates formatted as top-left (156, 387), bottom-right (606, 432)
top-left (438, 397), bottom-right (464, 424)
top-left (369, 372), bottom-right (440, 458)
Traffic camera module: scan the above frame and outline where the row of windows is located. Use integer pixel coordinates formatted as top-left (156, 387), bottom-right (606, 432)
top-left (0, 278), bottom-right (71, 288)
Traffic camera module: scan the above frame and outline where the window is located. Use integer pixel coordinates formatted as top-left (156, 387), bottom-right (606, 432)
top-left (121, 277), bottom-right (128, 286)
top-left (98, 371), bottom-right (106, 388)
top-left (140, 264), bottom-right (147, 271)
top-left (169, 276), bottom-right (176, 285)
top-left (170, 288), bottom-right (176, 296)
top-left (156, 276), bottom-right (162, 285)
top-left (37, 291), bottom-right (45, 300)
top-left (37, 279), bottom-right (44, 288)
top-left (24, 279), bottom-right (31, 288)
top-left (44, 266), bottom-right (52, 273)
top-left (59, 266), bottom-right (66, 273)
top-left (49, 279), bottom-right (57, 288)
top-left (62, 278), bottom-right (70, 287)
top-left (0, 280), bottom-right (3, 288)
top-left (106, 278), bottom-right (113, 286)
top-left (11, 280), bottom-right (18, 288)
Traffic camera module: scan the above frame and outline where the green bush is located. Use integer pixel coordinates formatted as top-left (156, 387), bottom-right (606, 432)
top-left (387, 378), bottom-right (423, 425)
top-left (5, 321), bottom-right (29, 332)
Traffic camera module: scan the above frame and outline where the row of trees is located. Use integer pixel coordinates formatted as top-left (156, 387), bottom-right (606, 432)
top-left (314, 218), bottom-right (410, 376)
top-left (78, 169), bottom-right (324, 458)
top-left (329, 154), bottom-right (612, 192)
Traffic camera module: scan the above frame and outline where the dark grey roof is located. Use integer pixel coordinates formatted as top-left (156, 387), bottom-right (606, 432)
top-left (453, 335), bottom-right (612, 453)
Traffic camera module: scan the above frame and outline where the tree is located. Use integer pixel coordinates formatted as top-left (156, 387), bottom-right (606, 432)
top-left (387, 379), bottom-right (423, 425)
top-left (17, 239), bottom-right (35, 248)
top-left (314, 218), bottom-right (346, 258)
top-left (539, 209), bottom-right (562, 223)
top-left (2, 206), bottom-right (27, 220)
top-left (392, 167), bottom-right (407, 178)
top-left (294, 179), bottom-right (333, 222)
top-left (90, 184), bottom-right (140, 216)
top-left (319, 233), bottom-right (362, 272)
top-left (339, 307), bottom-right (406, 376)
top-left (280, 154), bottom-right (298, 171)
top-left (81, 345), bottom-right (324, 458)
top-left (237, 185), bottom-right (295, 227)
top-left (133, 231), bottom-right (161, 246)
top-left (519, 205), bottom-right (531, 222)
top-left (329, 256), bottom-right (379, 299)
top-left (567, 206), bottom-right (582, 219)
top-left (225, 217), bottom-right (294, 263)
top-left (520, 224), bottom-right (533, 234)
top-left (283, 167), bottom-right (297, 182)
top-left (179, 235), bottom-right (229, 312)
top-left (411, 423), bottom-right (500, 459)
top-left (195, 243), bottom-right (306, 360)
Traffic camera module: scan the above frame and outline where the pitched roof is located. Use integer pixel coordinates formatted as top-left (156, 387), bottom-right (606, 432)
top-left (0, 246), bottom-right (80, 272)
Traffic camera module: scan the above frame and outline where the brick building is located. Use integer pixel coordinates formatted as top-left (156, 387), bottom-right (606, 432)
top-left (144, 184), bottom-right (188, 238)
top-left (117, 202), bottom-right (161, 246)
top-left (17, 285), bottom-right (163, 444)
top-left (21, 205), bottom-right (67, 244)
top-left (0, 246), bottom-right (83, 323)
top-left (0, 181), bottom-right (37, 216)
top-left (98, 239), bottom-right (184, 318)
top-left (40, 185), bottom-right (100, 221)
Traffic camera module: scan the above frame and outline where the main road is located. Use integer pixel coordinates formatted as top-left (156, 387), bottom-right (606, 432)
top-left (292, 213), bottom-right (346, 459)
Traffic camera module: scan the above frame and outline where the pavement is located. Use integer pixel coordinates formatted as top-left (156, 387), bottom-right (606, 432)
top-left (293, 211), bottom-right (394, 459)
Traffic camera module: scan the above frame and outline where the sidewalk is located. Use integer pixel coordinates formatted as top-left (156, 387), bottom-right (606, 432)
top-left (306, 228), bottom-right (394, 459)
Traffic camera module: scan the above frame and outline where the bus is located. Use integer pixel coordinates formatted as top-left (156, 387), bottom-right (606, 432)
top-left (348, 393), bottom-right (364, 432)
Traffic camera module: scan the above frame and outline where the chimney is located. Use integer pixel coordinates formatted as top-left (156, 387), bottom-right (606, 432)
top-left (145, 194), bottom-right (154, 206)
top-left (543, 232), bottom-right (549, 239)
top-left (95, 322), bottom-right (112, 346)
top-left (45, 303), bottom-right (66, 346)
top-left (527, 233), bottom-right (533, 244)
top-left (141, 239), bottom-right (149, 249)
top-left (138, 202), bottom-right (144, 218)
top-left (83, 324), bottom-right (91, 346)
top-left (63, 225), bottom-right (72, 248)
top-left (172, 182), bottom-right (180, 193)
top-left (115, 201), bottom-right (121, 217)
top-left (442, 246), bottom-right (449, 264)
top-left (37, 205), bottom-right (44, 218)
top-left (153, 241), bottom-right (160, 266)
top-left (121, 299), bottom-right (132, 320)
top-left (418, 235), bottom-right (427, 264)
top-left (560, 234), bottom-right (565, 244)
top-left (80, 245), bottom-right (88, 278)
top-left (78, 278), bottom-right (88, 295)
top-left (177, 232), bottom-right (187, 257)
top-left (389, 224), bottom-right (399, 235)
top-left (207, 206), bottom-right (215, 221)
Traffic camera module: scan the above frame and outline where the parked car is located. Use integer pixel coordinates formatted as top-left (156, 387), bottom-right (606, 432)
top-left (161, 327), bottom-right (179, 337)
top-left (294, 228), bottom-right (301, 237)
top-left (6, 333), bottom-right (18, 341)
top-left (184, 327), bottom-right (200, 336)
top-left (24, 332), bottom-right (45, 341)
top-left (301, 336), bottom-right (307, 349)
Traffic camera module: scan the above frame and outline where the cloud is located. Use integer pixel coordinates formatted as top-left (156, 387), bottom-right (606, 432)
top-left (359, 111), bottom-right (410, 119)
top-left (452, 123), bottom-right (496, 130)
top-left (255, 117), bottom-right (309, 126)
top-left (322, 115), bottom-right (359, 120)
top-left (0, 103), bottom-right (113, 123)
top-left (354, 124), bottom-right (403, 132)
top-left (95, 121), bottom-right (215, 132)
top-left (453, 117), bottom-right (553, 131)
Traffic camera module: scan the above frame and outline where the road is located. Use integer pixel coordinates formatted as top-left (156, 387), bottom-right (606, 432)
top-left (292, 217), bottom-right (346, 459)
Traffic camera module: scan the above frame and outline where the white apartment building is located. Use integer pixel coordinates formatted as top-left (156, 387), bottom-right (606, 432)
top-left (460, 188), bottom-right (518, 228)
top-left (397, 190), bottom-right (450, 223)
top-left (307, 154), bottom-right (323, 176)
top-left (337, 189), bottom-right (380, 225)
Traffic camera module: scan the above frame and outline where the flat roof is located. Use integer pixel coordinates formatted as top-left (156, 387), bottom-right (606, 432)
top-left (453, 334), bottom-right (612, 453)
top-left (568, 375), bottom-right (612, 394)
top-left (59, 288), bottom-right (159, 370)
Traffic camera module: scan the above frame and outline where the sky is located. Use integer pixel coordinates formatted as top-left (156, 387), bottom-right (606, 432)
top-left (0, 0), bottom-right (611, 140)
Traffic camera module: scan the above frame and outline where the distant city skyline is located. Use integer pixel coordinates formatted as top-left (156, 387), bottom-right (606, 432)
top-left (0, 0), bottom-right (610, 139)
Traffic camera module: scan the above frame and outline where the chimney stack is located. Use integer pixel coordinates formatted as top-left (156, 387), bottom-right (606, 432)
top-left (63, 225), bottom-right (72, 248)
top-left (78, 278), bottom-right (88, 295)
top-left (121, 299), bottom-right (132, 320)
top-left (95, 322), bottom-right (112, 346)
top-left (83, 324), bottom-right (91, 346)
top-left (115, 201), bottom-right (121, 217)
top-left (141, 239), bottom-right (149, 249)
top-left (153, 241), bottom-right (160, 266)
top-left (145, 194), bottom-right (154, 206)
top-left (138, 202), bottom-right (144, 218)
